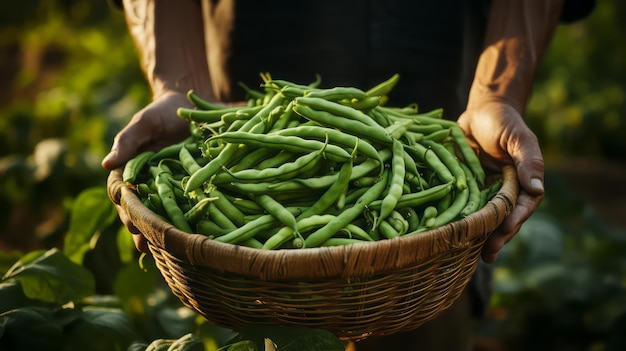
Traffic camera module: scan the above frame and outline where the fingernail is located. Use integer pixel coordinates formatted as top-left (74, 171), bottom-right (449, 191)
top-left (530, 177), bottom-right (544, 192)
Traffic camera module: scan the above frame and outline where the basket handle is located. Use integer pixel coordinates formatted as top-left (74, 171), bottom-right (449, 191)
top-left (107, 168), bottom-right (125, 206)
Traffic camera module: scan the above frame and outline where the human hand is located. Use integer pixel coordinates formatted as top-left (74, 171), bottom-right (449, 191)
top-left (456, 100), bottom-right (545, 263)
top-left (102, 91), bottom-right (193, 252)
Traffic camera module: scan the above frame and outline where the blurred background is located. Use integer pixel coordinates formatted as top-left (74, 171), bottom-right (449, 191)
top-left (0, 1), bottom-right (625, 350)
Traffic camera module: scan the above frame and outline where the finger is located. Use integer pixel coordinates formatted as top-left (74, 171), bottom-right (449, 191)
top-left (102, 118), bottom-right (154, 170)
top-left (116, 204), bottom-right (140, 234)
top-left (481, 189), bottom-right (542, 263)
top-left (116, 204), bottom-right (150, 252)
top-left (508, 127), bottom-right (545, 197)
top-left (482, 222), bottom-right (522, 263)
top-left (133, 234), bottom-right (150, 253)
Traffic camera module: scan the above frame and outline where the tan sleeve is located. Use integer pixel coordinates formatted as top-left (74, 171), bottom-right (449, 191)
top-left (122, 0), bottom-right (214, 100)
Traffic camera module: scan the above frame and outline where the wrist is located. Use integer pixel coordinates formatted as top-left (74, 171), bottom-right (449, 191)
top-left (151, 76), bottom-right (212, 101)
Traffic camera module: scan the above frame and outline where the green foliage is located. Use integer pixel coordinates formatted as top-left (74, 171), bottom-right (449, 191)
top-left (526, 0), bottom-right (626, 160)
top-left (64, 187), bottom-right (119, 264)
top-left (0, 183), bottom-right (345, 350)
top-left (480, 171), bottom-right (626, 351)
top-left (0, 0), bottom-right (150, 248)
top-left (3, 249), bottom-right (95, 305)
top-left (226, 325), bottom-right (346, 351)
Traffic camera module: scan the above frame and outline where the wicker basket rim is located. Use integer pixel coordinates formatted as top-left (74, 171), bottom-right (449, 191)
top-left (107, 165), bottom-right (518, 281)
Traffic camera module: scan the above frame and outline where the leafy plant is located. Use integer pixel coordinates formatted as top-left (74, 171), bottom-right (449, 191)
top-left (0, 185), bottom-right (346, 350)
top-left (477, 171), bottom-right (626, 351)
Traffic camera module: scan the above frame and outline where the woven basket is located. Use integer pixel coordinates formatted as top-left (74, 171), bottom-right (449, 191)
top-left (107, 165), bottom-right (518, 341)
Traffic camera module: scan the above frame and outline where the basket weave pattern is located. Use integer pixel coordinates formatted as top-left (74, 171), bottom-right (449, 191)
top-left (108, 166), bottom-right (518, 341)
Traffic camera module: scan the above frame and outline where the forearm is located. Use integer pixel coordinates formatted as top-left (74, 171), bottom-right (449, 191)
top-left (122, 0), bottom-right (213, 99)
top-left (467, 0), bottom-right (565, 114)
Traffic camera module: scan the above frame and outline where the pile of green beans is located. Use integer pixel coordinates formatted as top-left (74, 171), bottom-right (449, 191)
top-left (123, 74), bottom-right (502, 249)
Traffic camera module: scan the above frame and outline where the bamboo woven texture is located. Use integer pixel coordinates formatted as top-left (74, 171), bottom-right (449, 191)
top-left (107, 165), bottom-right (518, 341)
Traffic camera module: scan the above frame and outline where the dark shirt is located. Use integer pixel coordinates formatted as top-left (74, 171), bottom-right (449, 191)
top-left (110, 0), bottom-right (596, 116)
top-left (216, 0), bottom-right (488, 120)
top-left (201, 0), bottom-right (595, 120)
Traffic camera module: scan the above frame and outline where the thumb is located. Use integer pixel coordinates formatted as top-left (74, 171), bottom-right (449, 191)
top-left (510, 130), bottom-right (545, 197)
top-left (102, 122), bottom-right (151, 170)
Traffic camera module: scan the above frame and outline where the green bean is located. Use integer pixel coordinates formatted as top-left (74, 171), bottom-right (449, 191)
top-left (277, 86), bottom-right (308, 99)
top-left (185, 90), bottom-right (221, 110)
top-left (343, 186), bottom-right (369, 206)
top-left (261, 104), bottom-right (287, 131)
top-left (195, 219), bottom-right (232, 237)
top-left (184, 142), bottom-right (239, 193)
top-left (419, 206), bottom-right (439, 229)
top-left (295, 96), bottom-right (382, 128)
top-left (404, 143), bottom-right (455, 184)
top-left (388, 210), bottom-right (409, 235)
top-left (423, 128), bottom-right (451, 142)
top-left (123, 150), bottom-right (155, 185)
top-left (177, 105), bottom-right (262, 123)
top-left (136, 183), bottom-right (152, 197)
top-left (450, 126), bottom-right (485, 186)
top-left (338, 95), bottom-right (382, 111)
top-left (402, 145), bottom-right (419, 177)
top-left (422, 139), bottom-right (467, 190)
top-left (183, 197), bottom-right (217, 224)
top-left (405, 171), bottom-right (428, 192)
top-left (230, 197), bottom-right (264, 215)
top-left (366, 106), bottom-right (392, 127)
top-left (385, 103), bottom-right (419, 115)
top-left (210, 131), bottom-right (351, 162)
top-left (436, 189), bottom-right (453, 214)
top-left (368, 181), bottom-right (453, 210)
top-left (252, 194), bottom-right (299, 235)
top-left (337, 223), bottom-right (374, 241)
top-left (378, 139), bottom-right (405, 225)
top-left (386, 119), bottom-right (414, 140)
top-left (479, 179), bottom-right (503, 208)
top-left (227, 147), bottom-right (278, 173)
top-left (263, 213), bottom-right (372, 249)
top-left (209, 189), bottom-right (246, 227)
top-left (220, 110), bottom-right (250, 126)
top-left (264, 78), bottom-right (320, 92)
top-left (218, 148), bottom-right (324, 184)
top-left (407, 123), bottom-right (444, 135)
top-left (430, 186), bottom-right (469, 229)
top-left (321, 238), bottom-right (370, 247)
top-left (255, 150), bottom-right (297, 170)
top-left (267, 100), bottom-right (296, 133)
top-left (378, 218), bottom-right (400, 239)
top-left (459, 163), bottom-right (481, 217)
top-left (240, 238), bottom-right (264, 249)
top-left (293, 104), bottom-right (394, 146)
top-left (263, 215), bottom-right (329, 250)
top-left (151, 137), bottom-right (194, 161)
top-left (207, 202), bottom-right (237, 230)
top-left (237, 81), bottom-right (265, 100)
top-left (402, 207), bottom-right (420, 232)
top-left (272, 125), bottom-right (383, 169)
top-left (147, 193), bottom-right (165, 215)
top-left (412, 115), bottom-right (456, 128)
top-left (150, 165), bottom-right (193, 233)
top-left (297, 158), bottom-right (353, 220)
top-left (365, 73), bottom-right (400, 97)
top-left (178, 146), bottom-right (201, 175)
top-left (304, 169), bottom-right (389, 248)
top-left (305, 86), bottom-right (368, 101)
top-left (214, 207), bottom-right (302, 244)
